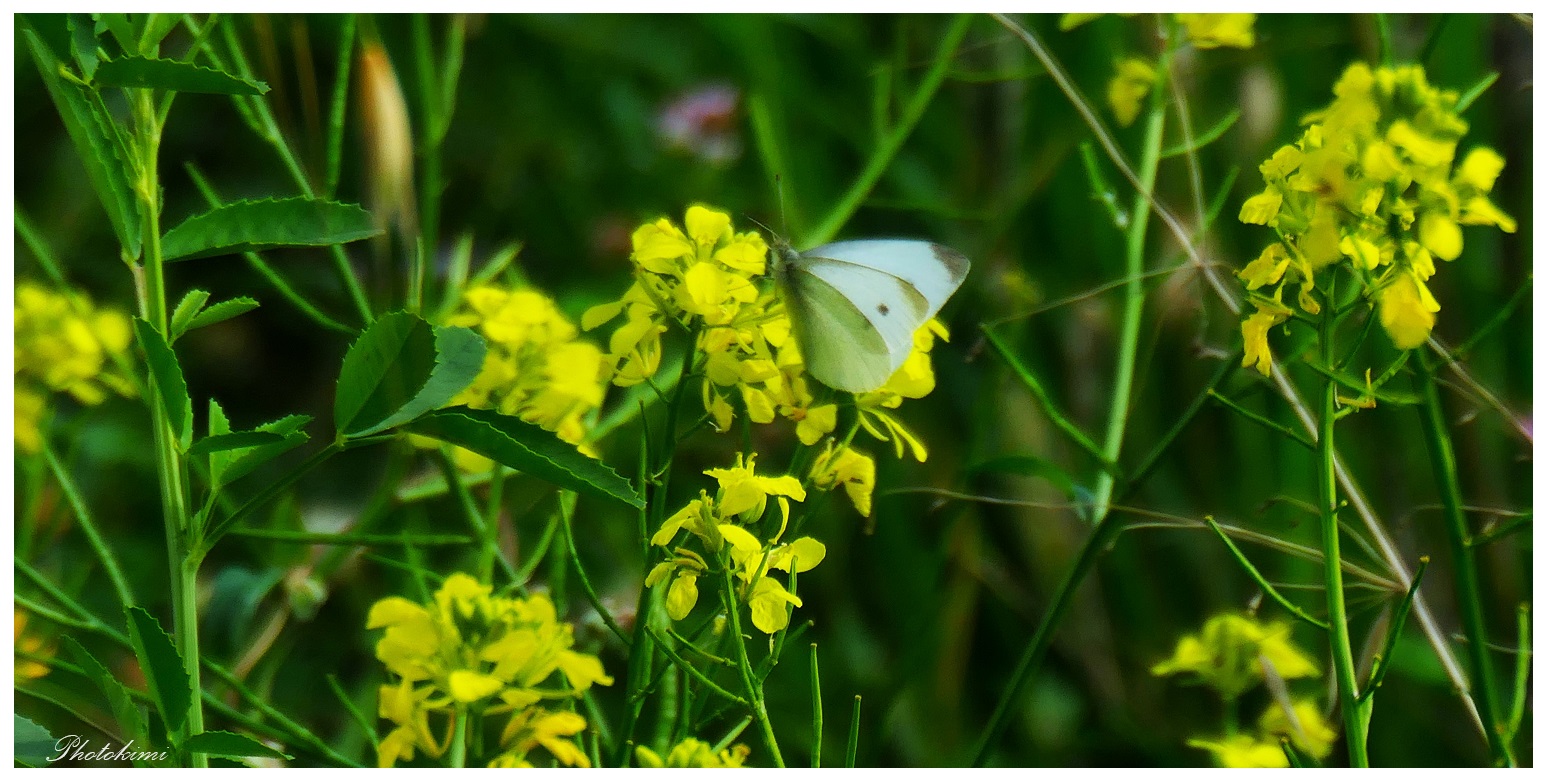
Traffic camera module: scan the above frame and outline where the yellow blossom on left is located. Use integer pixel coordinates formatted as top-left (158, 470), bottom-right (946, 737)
top-left (13, 282), bottom-right (135, 453)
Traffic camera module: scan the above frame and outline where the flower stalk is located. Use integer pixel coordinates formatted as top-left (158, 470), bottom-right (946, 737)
top-left (133, 81), bottom-right (207, 766)
top-left (1414, 352), bottom-right (1516, 767)
top-left (1317, 285), bottom-right (1368, 767)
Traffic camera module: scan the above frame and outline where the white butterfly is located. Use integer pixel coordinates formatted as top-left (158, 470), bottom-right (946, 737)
top-left (770, 239), bottom-right (970, 393)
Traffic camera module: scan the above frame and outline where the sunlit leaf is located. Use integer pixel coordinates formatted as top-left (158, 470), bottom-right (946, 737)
top-left (160, 198), bottom-right (379, 262)
top-left (407, 406), bottom-right (644, 509)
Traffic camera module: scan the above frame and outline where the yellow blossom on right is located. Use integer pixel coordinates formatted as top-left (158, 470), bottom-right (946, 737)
top-left (1235, 63), bottom-right (1516, 372)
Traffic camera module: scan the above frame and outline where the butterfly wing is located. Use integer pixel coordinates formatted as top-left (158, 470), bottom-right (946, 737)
top-left (801, 240), bottom-right (969, 315)
top-left (778, 262), bottom-right (898, 393)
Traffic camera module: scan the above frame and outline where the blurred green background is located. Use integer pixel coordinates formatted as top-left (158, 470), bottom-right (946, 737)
top-left (14, 13), bottom-right (1532, 766)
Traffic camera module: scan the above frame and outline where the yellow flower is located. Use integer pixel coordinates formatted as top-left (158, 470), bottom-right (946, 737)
top-left (438, 282), bottom-right (608, 469)
top-left (811, 443), bottom-right (877, 517)
top-left (636, 738), bottom-right (750, 768)
top-left (646, 455), bottom-right (822, 634)
top-left (14, 386), bottom-right (47, 454)
top-left (1239, 303), bottom-right (1289, 376)
top-left (15, 610), bottom-right (55, 680)
top-left (1259, 698), bottom-right (1337, 760)
top-left (13, 282), bottom-right (135, 434)
top-left (704, 453), bottom-right (806, 522)
top-left (1175, 13), bottom-right (1256, 49)
top-left (1107, 57), bottom-right (1156, 128)
top-left (366, 573), bottom-right (611, 767)
top-left (1187, 734), bottom-right (1289, 768)
top-left (1375, 270), bottom-right (1440, 350)
top-left (1151, 612), bottom-right (1319, 698)
top-left (490, 708), bottom-right (591, 768)
top-left (1234, 62), bottom-right (1514, 361)
top-left (590, 206), bottom-right (948, 463)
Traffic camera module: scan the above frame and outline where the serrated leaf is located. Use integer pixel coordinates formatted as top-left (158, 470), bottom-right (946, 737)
top-left (407, 406), bottom-right (644, 509)
top-left (349, 323), bottom-right (486, 437)
top-left (61, 636), bottom-right (147, 751)
top-left (22, 24), bottom-right (143, 258)
top-left (124, 607), bottom-right (192, 735)
top-left (94, 55), bottom-right (268, 96)
top-left (184, 297), bottom-right (259, 333)
top-left (160, 197), bottom-right (379, 262)
top-left (183, 730), bottom-right (293, 760)
top-left (169, 289), bottom-right (211, 342)
top-left (15, 714), bottom-right (58, 767)
top-left (134, 319), bottom-right (193, 450)
top-left (68, 13), bottom-right (100, 79)
top-left (187, 430), bottom-right (287, 456)
top-left (209, 410), bottom-right (312, 487)
top-left (334, 312), bottom-right (486, 437)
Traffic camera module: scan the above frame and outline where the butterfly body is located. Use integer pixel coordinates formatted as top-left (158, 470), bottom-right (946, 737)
top-left (770, 239), bottom-right (970, 393)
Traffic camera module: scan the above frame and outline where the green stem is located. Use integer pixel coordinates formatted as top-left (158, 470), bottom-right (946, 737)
top-left (801, 14), bottom-right (971, 248)
top-left (810, 643), bottom-right (823, 768)
top-left (845, 695), bottom-right (861, 768)
top-left (40, 439), bottom-right (135, 608)
top-left (1415, 352), bottom-right (1515, 766)
top-left (720, 568), bottom-right (784, 767)
top-left (967, 513), bottom-right (1124, 764)
top-left (1091, 42), bottom-right (1169, 524)
top-left (132, 82), bottom-right (206, 766)
top-left (203, 441), bottom-right (343, 550)
top-left (1319, 292), bottom-right (1368, 767)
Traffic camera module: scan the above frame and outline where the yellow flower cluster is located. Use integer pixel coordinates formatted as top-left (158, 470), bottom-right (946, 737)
top-left (646, 454), bottom-right (826, 634)
top-left (1153, 612), bottom-right (1335, 766)
top-left (13, 282), bottom-right (135, 453)
top-left (584, 206), bottom-right (945, 516)
top-left (636, 738), bottom-right (750, 768)
top-left (441, 284), bottom-right (609, 469)
top-left (367, 573), bottom-right (613, 768)
top-left (1237, 63), bottom-right (1517, 373)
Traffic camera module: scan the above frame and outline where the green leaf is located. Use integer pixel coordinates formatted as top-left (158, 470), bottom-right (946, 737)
top-left (188, 430), bottom-right (287, 456)
top-left (1162, 109), bottom-right (1241, 158)
top-left (68, 13), bottom-right (100, 79)
top-left (208, 403), bottom-right (312, 487)
top-left (407, 406), bottom-right (644, 509)
top-left (19, 14), bottom-right (71, 62)
top-left (160, 197), bottom-right (380, 262)
top-left (15, 714), bottom-right (58, 767)
top-left (184, 297), bottom-right (260, 335)
top-left (94, 55), bottom-right (269, 96)
top-left (61, 636), bottom-right (147, 748)
top-left (133, 319), bottom-right (193, 451)
top-left (169, 289), bottom-right (211, 342)
top-left (21, 24), bottom-right (143, 258)
top-left (124, 607), bottom-right (192, 735)
top-left (97, 13), bottom-right (137, 53)
top-left (334, 312), bottom-right (487, 437)
top-left (182, 730), bottom-right (293, 761)
top-left (136, 13), bottom-right (184, 55)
